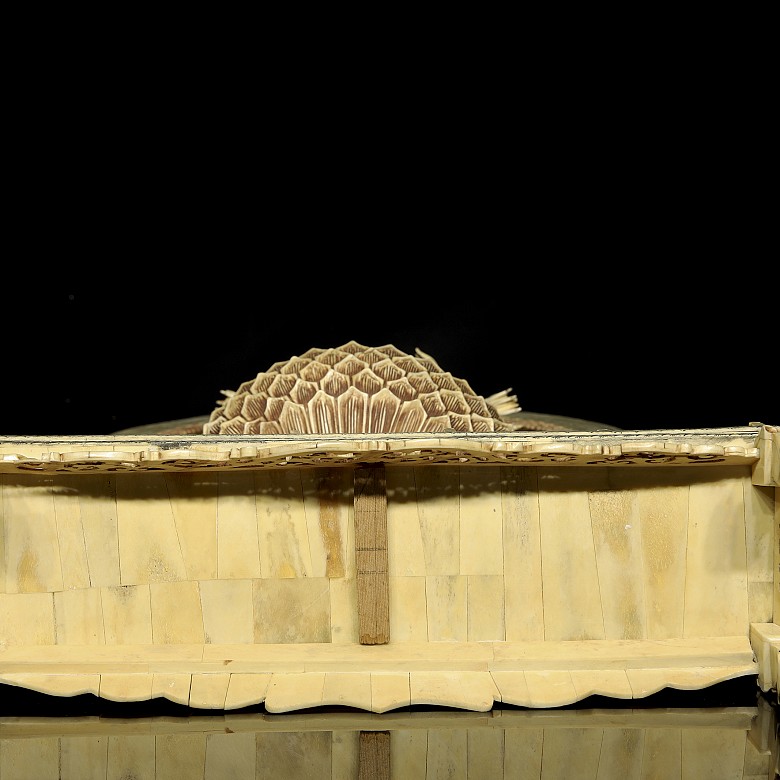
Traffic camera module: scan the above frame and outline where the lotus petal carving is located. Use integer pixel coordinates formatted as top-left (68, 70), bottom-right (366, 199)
top-left (203, 341), bottom-right (521, 435)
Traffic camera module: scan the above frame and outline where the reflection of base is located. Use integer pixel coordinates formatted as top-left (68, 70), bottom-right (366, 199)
top-left (0, 700), bottom-right (777, 779)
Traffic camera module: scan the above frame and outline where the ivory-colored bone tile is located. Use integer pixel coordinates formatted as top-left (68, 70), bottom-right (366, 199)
top-left (491, 635), bottom-right (754, 670)
top-left (255, 469), bottom-right (313, 578)
top-left (631, 474), bottom-right (689, 640)
top-left (745, 479), bottom-right (775, 623)
top-left (523, 670), bottom-right (578, 708)
top-left (224, 672), bottom-right (271, 709)
top-left (386, 467), bottom-right (426, 576)
top-left (218, 471), bottom-right (262, 579)
top-left (569, 669), bottom-right (633, 700)
top-left (78, 474), bottom-right (121, 588)
top-left (538, 470), bottom-right (605, 640)
top-left (415, 466), bottom-right (460, 575)
top-left (467, 575), bottom-right (504, 641)
top-left (115, 473), bottom-right (187, 585)
top-left (589, 484), bottom-right (647, 640)
top-left (388, 576), bottom-right (427, 641)
top-left (0, 591), bottom-right (55, 645)
top-left (189, 673), bottom-right (230, 709)
top-left (0, 672), bottom-right (100, 697)
top-left (425, 575), bottom-right (466, 641)
top-left (200, 579), bottom-right (253, 644)
top-left (264, 672), bottom-right (325, 713)
top-left (501, 467), bottom-right (544, 641)
top-left (2, 475), bottom-right (63, 593)
top-left (101, 584), bottom-right (152, 644)
top-left (151, 673), bottom-right (191, 706)
top-left (300, 467), bottom-right (351, 578)
top-left (100, 673), bottom-right (153, 702)
top-left (200, 643), bottom-right (304, 673)
top-left (490, 671), bottom-right (530, 706)
top-left (748, 580), bottom-right (774, 628)
top-left (150, 581), bottom-right (204, 644)
top-left (626, 665), bottom-right (757, 698)
top-left (409, 671), bottom-right (497, 711)
top-left (459, 465), bottom-right (503, 575)
top-left (253, 578), bottom-right (331, 643)
top-left (164, 472), bottom-right (218, 580)
top-left (198, 639), bottom-right (491, 672)
top-left (52, 476), bottom-right (91, 590)
top-left (684, 474), bottom-right (748, 636)
top-left (0, 643), bottom-right (201, 672)
top-left (54, 587), bottom-right (105, 645)
top-left (329, 575), bottom-right (358, 643)
top-left (322, 671), bottom-right (372, 710)
top-left (370, 672), bottom-right (410, 713)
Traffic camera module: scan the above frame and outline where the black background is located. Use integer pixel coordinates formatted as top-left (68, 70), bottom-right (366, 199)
top-left (3, 63), bottom-right (775, 438)
top-left (0, 275), bottom-right (775, 436)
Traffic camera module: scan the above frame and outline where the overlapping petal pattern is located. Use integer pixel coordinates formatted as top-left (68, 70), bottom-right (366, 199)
top-left (204, 341), bottom-right (519, 435)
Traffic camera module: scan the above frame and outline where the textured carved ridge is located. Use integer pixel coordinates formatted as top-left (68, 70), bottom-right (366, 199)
top-left (0, 435), bottom-right (763, 473)
top-left (204, 341), bottom-right (521, 435)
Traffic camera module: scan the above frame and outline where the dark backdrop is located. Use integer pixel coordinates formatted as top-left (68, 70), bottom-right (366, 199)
top-left (4, 46), bottom-right (774, 437)
top-left (1, 279), bottom-right (775, 436)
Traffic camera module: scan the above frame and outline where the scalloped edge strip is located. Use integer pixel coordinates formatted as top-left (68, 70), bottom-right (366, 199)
top-left (0, 665), bottom-right (758, 713)
top-left (0, 636), bottom-right (759, 712)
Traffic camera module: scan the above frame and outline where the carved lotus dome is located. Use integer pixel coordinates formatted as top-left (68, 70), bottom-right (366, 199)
top-left (203, 340), bottom-right (521, 435)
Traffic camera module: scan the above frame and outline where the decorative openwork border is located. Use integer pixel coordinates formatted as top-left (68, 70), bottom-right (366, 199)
top-left (0, 427), bottom-right (768, 474)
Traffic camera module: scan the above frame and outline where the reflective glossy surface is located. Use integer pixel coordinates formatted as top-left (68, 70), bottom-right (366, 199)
top-left (1, 682), bottom-right (777, 779)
